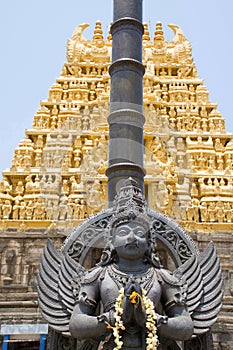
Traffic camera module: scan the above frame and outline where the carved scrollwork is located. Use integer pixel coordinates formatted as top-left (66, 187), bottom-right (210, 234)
top-left (177, 241), bottom-right (192, 261)
top-left (92, 216), bottom-right (112, 229)
top-left (68, 240), bottom-right (84, 260)
top-left (162, 229), bottom-right (179, 246)
top-left (82, 228), bottom-right (97, 242)
top-left (151, 219), bottom-right (163, 231)
top-left (150, 217), bottom-right (193, 264)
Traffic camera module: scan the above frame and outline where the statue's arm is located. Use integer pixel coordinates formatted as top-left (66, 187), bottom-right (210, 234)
top-left (70, 302), bottom-right (109, 339)
top-left (69, 280), bottom-right (110, 340)
top-left (157, 305), bottom-right (193, 341)
top-left (157, 268), bottom-right (193, 341)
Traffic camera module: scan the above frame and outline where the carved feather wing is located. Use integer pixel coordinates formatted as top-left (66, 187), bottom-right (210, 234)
top-left (174, 242), bottom-right (223, 337)
top-left (71, 23), bottom-right (89, 40)
top-left (37, 239), bottom-right (85, 333)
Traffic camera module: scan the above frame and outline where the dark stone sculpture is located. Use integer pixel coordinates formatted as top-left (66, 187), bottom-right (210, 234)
top-left (38, 178), bottom-right (222, 350)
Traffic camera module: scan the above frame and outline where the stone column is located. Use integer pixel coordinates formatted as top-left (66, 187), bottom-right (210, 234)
top-left (106, 0), bottom-right (145, 204)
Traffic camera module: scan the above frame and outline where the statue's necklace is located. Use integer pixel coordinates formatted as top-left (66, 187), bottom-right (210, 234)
top-left (108, 264), bottom-right (155, 292)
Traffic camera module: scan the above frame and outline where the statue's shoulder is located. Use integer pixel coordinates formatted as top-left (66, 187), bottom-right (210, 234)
top-left (156, 268), bottom-right (187, 312)
top-left (156, 268), bottom-right (183, 287)
top-left (81, 265), bottom-right (106, 285)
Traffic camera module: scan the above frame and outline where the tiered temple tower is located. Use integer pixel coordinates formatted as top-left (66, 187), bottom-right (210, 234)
top-left (0, 21), bottom-right (232, 348)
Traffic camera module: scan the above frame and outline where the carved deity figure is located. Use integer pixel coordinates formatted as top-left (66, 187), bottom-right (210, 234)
top-left (147, 137), bottom-right (166, 164)
top-left (0, 177), bottom-right (12, 194)
top-left (19, 200), bottom-right (26, 220)
top-left (87, 179), bottom-right (105, 213)
top-left (2, 200), bottom-right (12, 219)
top-left (186, 198), bottom-right (199, 221)
top-left (15, 180), bottom-right (24, 196)
top-left (12, 199), bottom-right (21, 220)
top-left (26, 200), bottom-right (34, 220)
top-left (151, 182), bottom-right (169, 214)
top-left (38, 178), bottom-right (222, 350)
top-left (4, 249), bottom-right (16, 279)
top-left (34, 197), bottom-right (46, 220)
top-left (59, 197), bottom-right (68, 220)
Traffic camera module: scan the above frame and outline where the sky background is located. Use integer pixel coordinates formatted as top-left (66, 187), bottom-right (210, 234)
top-left (0, 0), bottom-right (232, 174)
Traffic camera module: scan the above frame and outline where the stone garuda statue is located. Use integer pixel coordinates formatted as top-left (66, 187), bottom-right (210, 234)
top-left (37, 178), bottom-right (222, 350)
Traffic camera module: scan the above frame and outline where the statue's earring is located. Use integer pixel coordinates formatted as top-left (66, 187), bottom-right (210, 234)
top-left (99, 248), bottom-right (112, 265)
top-left (99, 242), bottom-right (118, 265)
top-left (109, 241), bottom-right (115, 252)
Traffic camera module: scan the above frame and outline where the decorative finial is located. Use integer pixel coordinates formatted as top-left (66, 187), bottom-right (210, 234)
top-left (154, 21), bottom-right (164, 42)
top-left (143, 23), bottom-right (150, 41)
top-left (107, 22), bottom-right (113, 41)
top-left (93, 20), bottom-right (104, 40)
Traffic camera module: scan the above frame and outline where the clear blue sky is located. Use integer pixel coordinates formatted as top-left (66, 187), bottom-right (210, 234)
top-left (0, 0), bottom-right (232, 174)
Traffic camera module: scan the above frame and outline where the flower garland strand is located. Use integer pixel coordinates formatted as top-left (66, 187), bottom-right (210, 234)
top-left (111, 288), bottom-right (159, 350)
top-left (113, 288), bottom-right (125, 350)
top-left (142, 289), bottom-right (159, 350)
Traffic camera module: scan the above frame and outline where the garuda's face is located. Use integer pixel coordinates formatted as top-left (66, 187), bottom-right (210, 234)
top-left (112, 221), bottom-right (148, 261)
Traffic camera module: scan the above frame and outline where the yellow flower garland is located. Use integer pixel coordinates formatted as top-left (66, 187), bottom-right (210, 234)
top-left (111, 288), bottom-right (159, 350)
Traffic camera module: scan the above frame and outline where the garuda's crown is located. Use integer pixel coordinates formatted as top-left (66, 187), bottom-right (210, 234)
top-left (109, 177), bottom-right (151, 232)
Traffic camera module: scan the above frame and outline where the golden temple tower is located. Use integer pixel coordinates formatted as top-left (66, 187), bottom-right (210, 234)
top-left (0, 22), bottom-right (232, 349)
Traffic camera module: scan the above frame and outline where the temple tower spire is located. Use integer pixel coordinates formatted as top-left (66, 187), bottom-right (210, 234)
top-left (106, 0), bottom-right (145, 204)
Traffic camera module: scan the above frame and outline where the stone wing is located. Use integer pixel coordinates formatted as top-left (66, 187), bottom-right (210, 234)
top-left (175, 242), bottom-right (223, 337)
top-left (37, 239), bottom-right (85, 333)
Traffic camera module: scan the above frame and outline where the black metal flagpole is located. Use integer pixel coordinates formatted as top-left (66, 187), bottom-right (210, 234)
top-left (106, 0), bottom-right (146, 204)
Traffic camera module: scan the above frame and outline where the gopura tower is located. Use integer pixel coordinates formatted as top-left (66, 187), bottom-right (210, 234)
top-left (107, 0), bottom-right (145, 202)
